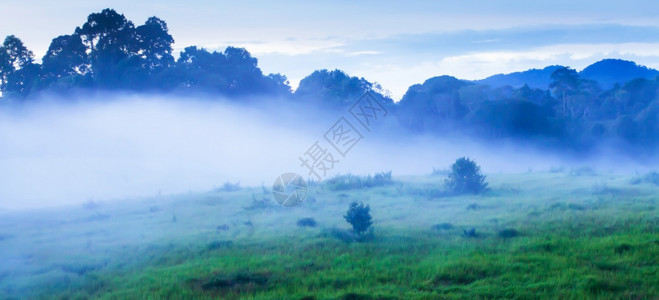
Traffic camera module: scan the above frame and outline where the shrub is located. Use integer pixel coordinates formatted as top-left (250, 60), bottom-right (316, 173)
top-left (297, 218), bottom-right (317, 228)
top-left (217, 181), bottom-right (241, 192)
top-left (243, 194), bottom-right (272, 210)
top-left (344, 201), bottom-right (373, 237)
top-left (326, 171), bottom-right (393, 191)
top-left (431, 223), bottom-right (454, 231)
top-left (372, 171), bottom-right (393, 185)
top-left (498, 228), bottom-right (519, 238)
top-left (445, 157), bottom-right (488, 194)
top-left (463, 227), bottom-right (477, 238)
top-left (614, 243), bottom-right (632, 254)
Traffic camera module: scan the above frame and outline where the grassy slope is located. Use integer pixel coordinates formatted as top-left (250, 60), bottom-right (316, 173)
top-left (0, 171), bottom-right (657, 299)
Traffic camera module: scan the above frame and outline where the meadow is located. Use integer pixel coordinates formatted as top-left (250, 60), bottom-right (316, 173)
top-left (0, 169), bottom-right (657, 299)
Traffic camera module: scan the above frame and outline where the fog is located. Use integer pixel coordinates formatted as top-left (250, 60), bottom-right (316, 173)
top-left (0, 94), bottom-right (654, 210)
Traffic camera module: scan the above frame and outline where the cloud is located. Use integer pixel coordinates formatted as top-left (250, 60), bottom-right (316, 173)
top-left (346, 51), bottom-right (381, 56)
top-left (435, 43), bottom-right (659, 79)
top-left (228, 39), bottom-right (346, 56)
top-left (250, 25), bottom-right (659, 100)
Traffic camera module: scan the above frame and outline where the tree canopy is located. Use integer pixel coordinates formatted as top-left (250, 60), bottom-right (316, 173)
top-left (1, 8), bottom-right (658, 156)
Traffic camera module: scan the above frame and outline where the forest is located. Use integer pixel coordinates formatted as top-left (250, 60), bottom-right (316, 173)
top-left (1, 8), bottom-right (659, 157)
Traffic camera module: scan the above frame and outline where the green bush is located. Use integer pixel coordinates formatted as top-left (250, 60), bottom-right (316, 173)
top-left (344, 201), bottom-right (373, 237)
top-left (445, 157), bottom-right (488, 194)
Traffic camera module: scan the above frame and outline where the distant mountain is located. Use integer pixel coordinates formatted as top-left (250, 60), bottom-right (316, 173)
top-left (474, 66), bottom-right (564, 90)
top-left (579, 59), bottom-right (659, 89)
top-left (474, 59), bottom-right (659, 91)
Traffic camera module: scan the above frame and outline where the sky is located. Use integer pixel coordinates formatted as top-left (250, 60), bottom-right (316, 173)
top-left (2, 1), bottom-right (659, 99)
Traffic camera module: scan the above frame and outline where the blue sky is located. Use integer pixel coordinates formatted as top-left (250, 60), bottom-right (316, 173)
top-left (2, 1), bottom-right (659, 99)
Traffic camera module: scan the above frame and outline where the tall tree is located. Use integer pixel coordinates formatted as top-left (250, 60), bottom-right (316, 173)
top-left (549, 67), bottom-right (579, 117)
top-left (175, 46), bottom-right (228, 90)
top-left (223, 47), bottom-right (262, 94)
top-left (135, 17), bottom-right (174, 73)
top-left (396, 75), bottom-right (468, 131)
top-left (295, 69), bottom-right (383, 107)
top-left (75, 8), bottom-right (134, 55)
top-left (0, 35), bottom-right (38, 97)
top-left (76, 9), bottom-right (137, 87)
top-left (41, 34), bottom-right (90, 85)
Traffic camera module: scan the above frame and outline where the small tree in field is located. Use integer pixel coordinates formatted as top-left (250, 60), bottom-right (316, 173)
top-left (445, 157), bottom-right (487, 194)
top-left (344, 201), bottom-right (373, 238)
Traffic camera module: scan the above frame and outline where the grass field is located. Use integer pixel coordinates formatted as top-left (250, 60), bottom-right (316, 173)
top-left (0, 169), bottom-right (657, 299)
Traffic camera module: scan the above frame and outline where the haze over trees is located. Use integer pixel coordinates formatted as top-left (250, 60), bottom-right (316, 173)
top-left (1, 8), bottom-right (659, 157)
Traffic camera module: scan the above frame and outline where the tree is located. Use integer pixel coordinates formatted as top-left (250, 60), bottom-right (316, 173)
top-left (2, 9), bottom-right (291, 96)
top-left (3, 64), bottom-right (40, 97)
top-left (396, 76), bottom-right (469, 132)
top-left (264, 73), bottom-right (292, 95)
top-left (295, 69), bottom-right (392, 108)
top-left (135, 17), bottom-right (174, 73)
top-left (549, 67), bottom-right (579, 117)
top-left (223, 46), bottom-right (263, 94)
top-left (0, 49), bottom-right (9, 93)
top-left (41, 34), bottom-right (90, 88)
top-left (445, 157), bottom-right (488, 195)
top-left (114, 16), bottom-right (176, 90)
top-left (76, 9), bottom-right (137, 87)
top-left (75, 8), bottom-right (134, 55)
top-left (175, 46), bottom-right (229, 91)
top-left (174, 46), bottom-right (291, 95)
top-left (344, 201), bottom-right (373, 238)
top-left (0, 35), bottom-right (38, 97)
top-left (635, 102), bottom-right (659, 147)
top-left (1, 35), bottom-right (34, 69)
top-left (615, 114), bottom-right (638, 143)
top-left (469, 99), bottom-right (557, 139)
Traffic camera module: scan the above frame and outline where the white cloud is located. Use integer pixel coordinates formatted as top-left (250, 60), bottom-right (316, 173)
top-left (346, 51), bottom-right (381, 56)
top-left (436, 43), bottom-right (659, 79)
top-left (333, 43), bottom-right (659, 100)
top-left (238, 40), bottom-right (346, 56)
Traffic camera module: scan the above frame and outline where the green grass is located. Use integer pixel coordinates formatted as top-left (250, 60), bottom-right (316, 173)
top-left (0, 171), bottom-right (657, 299)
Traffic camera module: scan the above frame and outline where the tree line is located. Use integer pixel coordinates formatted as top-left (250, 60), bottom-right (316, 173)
top-left (0, 9), bottom-right (290, 98)
top-left (1, 8), bottom-right (658, 156)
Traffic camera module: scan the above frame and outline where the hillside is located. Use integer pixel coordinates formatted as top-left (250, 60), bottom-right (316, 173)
top-left (475, 59), bottom-right (659, 90)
